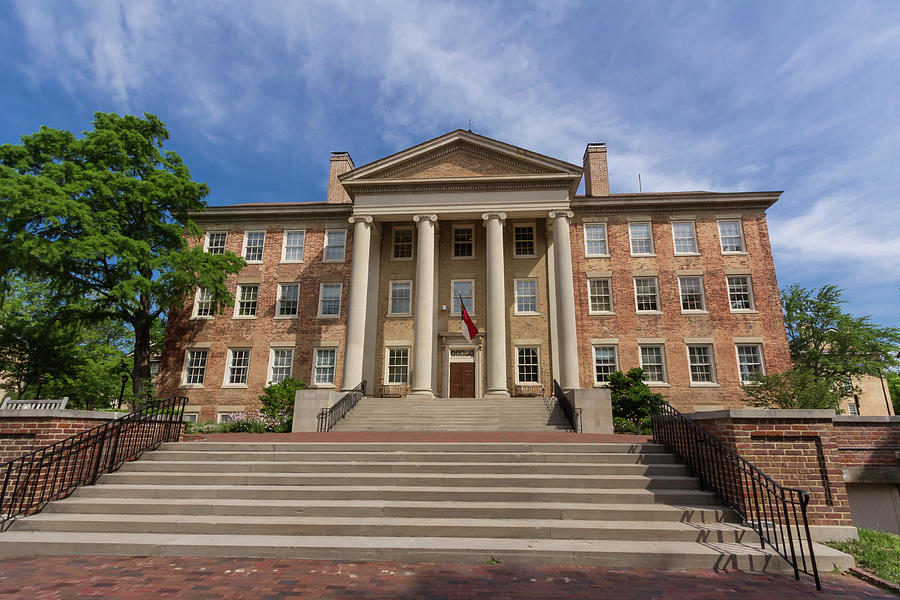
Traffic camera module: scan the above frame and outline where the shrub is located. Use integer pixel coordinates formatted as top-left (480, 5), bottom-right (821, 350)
top-left (259, 378), bottom-right (306, 431)
top-left (743, 367), bottom-right (842, 410)
top-left (608, 368), bottom-right (663, 434)
top-left (226, 410), bottom-right (282, 433)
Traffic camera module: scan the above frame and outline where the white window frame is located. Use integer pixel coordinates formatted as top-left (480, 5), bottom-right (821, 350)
top-left (687, 345), bottom-right (717, 386)
top-left (735, 344), bottom-right (765, 384)
top-left (452, 225), bottom-right (475, 259)
top-left (388, 280), bottom-right (413, 316)
top-left (281, 230), bottom-right (306, 263)
top-left (217, 412), bottom-right (241, 424)
top-left (268, 346), bottom-right (294, 384)
top-left (587, 278), bottom-right (614, 314)
top-left (384, 346), bottom-right (410, 384)
top-left (717, 219), bottom-right (746, 254)
top-left (592, 345), bottom-right (619, 385)
top-left (628, 222), bottom-right (655, 256)
top-left (233, 283), bottom-right (259, 319)
top-left (181, 348), bottom-right (208, 387)
top-left (242, 230), bottom-right (266, 263)
top-left (192, 287), bottom-right (215, 319)
top-left (391, 227), bottom-right (414, 260)
top-left (583, 223), bottom-right (609, 257)
top-left (318, 283), bottom-right (342, 318)
top-left (276, 283), bottom-right (300, 318)
top-left (513, 278), bottom-right (538, 315)
top-left (671, 221), bottom-right (699, 255)
top-left (182, 413), bottom-right (199, 423)
top-left (513, 225), bottom-right (536, 258)
top-left (639, 345), bottom-right (668, 385)
top-left (633, 277), bottom-right (660, 313)
top-left (323, 229), bottom-right (347, 263)
top-left (515, 346), bottom-right (541, 385)
top-left (204, 231), bottom-right (227, 254)
top-left (312, 347), bottom-right (337, 386)
top-left (223, 348), bottom-right (251, 387)
top-left (450, 279), bottom-right (475, 315)
top-left (847, 401), bottom-right (859, 416)
top-left (677, 276), bottom-right (707, 313)
top-left (726, 275), bottom-right (756, 312)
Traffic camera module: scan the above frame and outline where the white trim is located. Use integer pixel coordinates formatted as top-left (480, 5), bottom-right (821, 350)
top-left (583, 222), bottom-right (610, 258)
top-left (191, 287), bottom-right (215, 320)
top-left (512, 224), bottom-right (537, 258)
top-left (591, 343), bottom-right (619, 386)
top-left (586, 277), bottom-right (614, 315)
top-left (267, 346), bottom-right (294, 384)
top-left (451, 225), bottom-right (475, 260)
top-left (317, 282), bottom-right (343, 318)
top-left (671, 220), bottom-right (700, 255)
top-left (390, 226), bottom-right (415, 261)
top-left (233, 283), bottom-right (259, 319)
top-left (223, 347), bottom-right (251, 388)
top-left (686, 343), bottom-right (717, 385)
top-left (180, 347), bottom-right (209, 388)
top-left (450, 279), bottom-right (475, 316)
top-left (514, 345), bottom-right (541, 385)
top-left (633, 276), bottom-right (660, 313)
top-left (241, 230), bottom-right (266, 263)
top-left (281, 229), bottom-right (306, 263)
top-left (628, 221), bottom-right (656, 256)
top-left (323, 229), bottom-right (347, 263)
top-left (677, 275), bottom-right (707, 313)
top-left (383, 346), bottom-right (411, 385)
top-left (735, 343), bottom-right (766, 384)
top-left (310, 347), bottom-right (338, 388)
top-left (638, 343), bottom-right (668, 385)
top-left (387, 280), bottom-right (413, 316)
top-left (726, 274), bottom-right (756, 312)
top-left (204, 231), bottom-right (227, 254)
top-left (275, 282), bottom-right (300, 319)
top-left (513, 278), bottom-right (539, 315)
top-left (717, 219), bottom-right (747, 254)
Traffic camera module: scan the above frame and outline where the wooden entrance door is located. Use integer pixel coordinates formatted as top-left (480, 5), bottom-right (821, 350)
top-left (449, 362), bottom-right (475, 398)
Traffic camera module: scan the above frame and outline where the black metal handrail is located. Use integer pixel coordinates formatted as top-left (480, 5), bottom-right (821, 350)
top-left (0, 396), bottom-right (188, 532)
top-left (649, 398), bottom-right (821, 590)
top-left (317, 381), bottom-right (366, 432)
top-left (552, 380), bottom-right (582, 433)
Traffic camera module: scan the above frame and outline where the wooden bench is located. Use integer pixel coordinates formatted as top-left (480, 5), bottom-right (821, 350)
top-left (0, 397), bottom-right (69, 410)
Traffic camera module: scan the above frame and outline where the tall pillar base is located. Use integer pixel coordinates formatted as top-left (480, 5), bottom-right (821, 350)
top-left (407, 389), bottom-right (435, 398)
top-left (484, 390), bottom-right (511, 398)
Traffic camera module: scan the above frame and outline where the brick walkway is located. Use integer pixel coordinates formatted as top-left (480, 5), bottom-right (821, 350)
top-left (0, 557), bottom-right (890, 599)
top-left (186, 432), bottom-right (653, 443)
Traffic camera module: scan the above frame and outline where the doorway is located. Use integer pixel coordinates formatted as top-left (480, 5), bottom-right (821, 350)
top-left (449, 361), bottom-right (476, 397)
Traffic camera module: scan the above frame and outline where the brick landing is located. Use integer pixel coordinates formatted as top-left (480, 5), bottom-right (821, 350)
top-left (0, 557), bottom-right (889, 599)
top-left (186, 432), bottom-right (652, 443)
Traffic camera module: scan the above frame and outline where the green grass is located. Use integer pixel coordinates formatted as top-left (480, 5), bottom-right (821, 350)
top-left (827, 528), bottom-right (900, 584)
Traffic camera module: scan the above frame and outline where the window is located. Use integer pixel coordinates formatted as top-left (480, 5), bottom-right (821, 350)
top-left (451, 280), bottom-right (474, 315)
top-left (318, 283), bottom-right (342, 317)
top-left (269, 348), bottom-right (293, 383)
top-left (718, 220), bottom-right (745, 253)
top-left (672, 222), bottom-right (698, 254)
top-left (182, 413), bottom-right (199, 423)
top-left (514, 226), bottom-right (535, 257)
top-left (183, 349), bottom-right (208, 385)
top-left (688, 345), bottom-right (716, 384)
top-left (386, 347), bottom-right (409, 384)
top-left (584, 223), bottom-right (608, 257)
top-left (389, 281), bottom-right (412, 315)
top-left (282, 230), bottom-right (305, 262)
top-left (324, 230), bottom-right (346, 262)
top-left (847, 402), bottom-right (859, 416)
top-left (736, 344), bottom-right (764, 383)
top-left (277, 283), bottom-right (299, 317)
top-left (727, 276), bottom-right (755, 311)
top-left (194, 288), bottom-right (215, 318)
top-left (313, 348), bottom-right (336, 385)
top-left (235, 284), bottom-right (259, 317)
top-left (639, 346), bottom-right (667, 383)
top-left (593, 346), bottom-right (618, 383)
top-left (587, 278), bottom-right (613, 313)
top-left (678, 276), bottom-right (706, 312)
top-left (516, 347), bottom-right (540, 384)
top-left (243, 231), bottom-right (265, 262)
top-left (453, 226), bottom-right (473, 258)
top-left (150, 360), bottom-right (160, 376)
top-left (218, 412), bottom-right (240, 424)
top-left (634, 277), bottom-right (659, 312)
top-left (226, 348), bottom-right (251, 385)
top-left (205, 232), bottom-right (227, 254)
top-left (514, 279), bottom-right (538, 314)
top-left (629, 222), bottom-right (654, 255)
top-left (392, 228), bottom-right (413, 259)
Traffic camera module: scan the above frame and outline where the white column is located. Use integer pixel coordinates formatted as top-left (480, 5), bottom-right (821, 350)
top-left (483, 212), bottom-right (510, 398)
top-left (549, 210), bottom-right (580, 389)
top-left (409, 214), bottom-right (438, 397)
top-left (341, 215), bottom-right (373, 391)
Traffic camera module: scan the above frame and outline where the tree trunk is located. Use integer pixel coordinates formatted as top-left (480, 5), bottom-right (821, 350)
top-left (132, 318), bottom-right (151, 403)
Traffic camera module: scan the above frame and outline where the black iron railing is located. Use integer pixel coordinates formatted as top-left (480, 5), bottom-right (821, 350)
top-left (0, 396), bottom-right (188, 532)
top-left (317, 381), bottom-right (366, 432)
top-left (552, 380), bottom-right (582, 433)
top-left (650, 398), bottom-right (821, 590)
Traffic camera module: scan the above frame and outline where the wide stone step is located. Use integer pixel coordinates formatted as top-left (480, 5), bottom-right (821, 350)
top-left (15, 513), bottom-right (761, 543)
top-left (99, 471), bottom-right (700, 490)
top-left (48, 496), bottom-right (739, 522)
top-left (144, 451), bottom-right (681, 464)
top-left (159, 442), bottom-right (666, 454)
top-left (121, 460), bottom-right (689, 476)
top-left (73, 484), bottom-right (722, 505)
top-left (0, 531), bottom-right (843, 572)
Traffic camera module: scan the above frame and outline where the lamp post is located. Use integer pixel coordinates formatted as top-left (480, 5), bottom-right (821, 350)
top-left (117, 372), bottom-right (129, 410)
top-left (35, 376), bottom-right (46, 399)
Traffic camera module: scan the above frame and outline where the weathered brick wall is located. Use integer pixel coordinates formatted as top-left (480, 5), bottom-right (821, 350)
top-left (832, 417), bottom-right (900, 472)
top-left (0, 413), bottom-right (117, 463)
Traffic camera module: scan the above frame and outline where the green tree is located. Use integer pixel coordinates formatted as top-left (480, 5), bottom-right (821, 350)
top-left (743, 367), bottom-right (843, 410)
top-left (887, 372), bottom-right (900, 415)
top-left (0, 113), bottom-right (245, 396)
top-left (608, 368), bottom-right (663, 433)
top-left (782, 284), bottom-right (900, 396)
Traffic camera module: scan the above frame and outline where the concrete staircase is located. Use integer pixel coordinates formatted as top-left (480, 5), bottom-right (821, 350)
top-left (0, 441), bottom-right (852, 571)
top-left (332, 397), bottom-right (573, 431)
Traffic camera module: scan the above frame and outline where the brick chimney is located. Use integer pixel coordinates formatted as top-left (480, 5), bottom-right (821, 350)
top-left (583, 143), bottom-right (609, 196)
top-left (326, 152), bottom-right (355, 203)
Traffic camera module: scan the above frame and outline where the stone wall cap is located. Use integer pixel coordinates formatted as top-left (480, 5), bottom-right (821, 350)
top-left (834, 415), bottom-right (900, 424)
top-left (688, 409), bottom-right (838, 420)
top-left (0, 409), bottom-right (124, 419)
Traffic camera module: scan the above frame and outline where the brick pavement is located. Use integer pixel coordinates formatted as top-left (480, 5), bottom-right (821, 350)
top-left (0, 557), bottom-right (891, 599)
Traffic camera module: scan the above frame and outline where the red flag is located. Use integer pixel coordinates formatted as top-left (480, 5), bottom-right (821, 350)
top-left (459, 294), bottom-right (478, 342)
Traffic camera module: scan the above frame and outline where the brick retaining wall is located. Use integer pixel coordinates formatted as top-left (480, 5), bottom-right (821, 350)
top-left (0, 410), bottom-right (122, 463)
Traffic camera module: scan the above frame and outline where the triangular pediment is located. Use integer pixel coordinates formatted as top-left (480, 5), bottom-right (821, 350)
top-left (376, 143), bottom-right (554, 179)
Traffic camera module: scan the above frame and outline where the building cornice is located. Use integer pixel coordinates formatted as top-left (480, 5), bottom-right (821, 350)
top-left (343, 174), bottom-right (579, 196)
top-left (572, 191), bottom-right (781, 213)
top-left (188, 202), bottom-right (352, 225)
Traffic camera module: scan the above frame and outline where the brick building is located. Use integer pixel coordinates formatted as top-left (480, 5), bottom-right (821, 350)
top-left (158, 130), bottom-right (792, 422)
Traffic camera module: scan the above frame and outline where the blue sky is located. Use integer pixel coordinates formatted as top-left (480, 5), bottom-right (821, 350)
top-left (2, 1), bottom-right (899, 328)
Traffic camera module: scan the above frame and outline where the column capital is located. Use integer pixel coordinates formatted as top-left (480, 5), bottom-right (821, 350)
top-left (412, 214), bottom-right (438, 224)
top-left (348, 214), bottom-right (374, 225)
top-left (481, 212), bottom-right (507, 223)
top-left (547, 210), bottom-right (574, 222)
